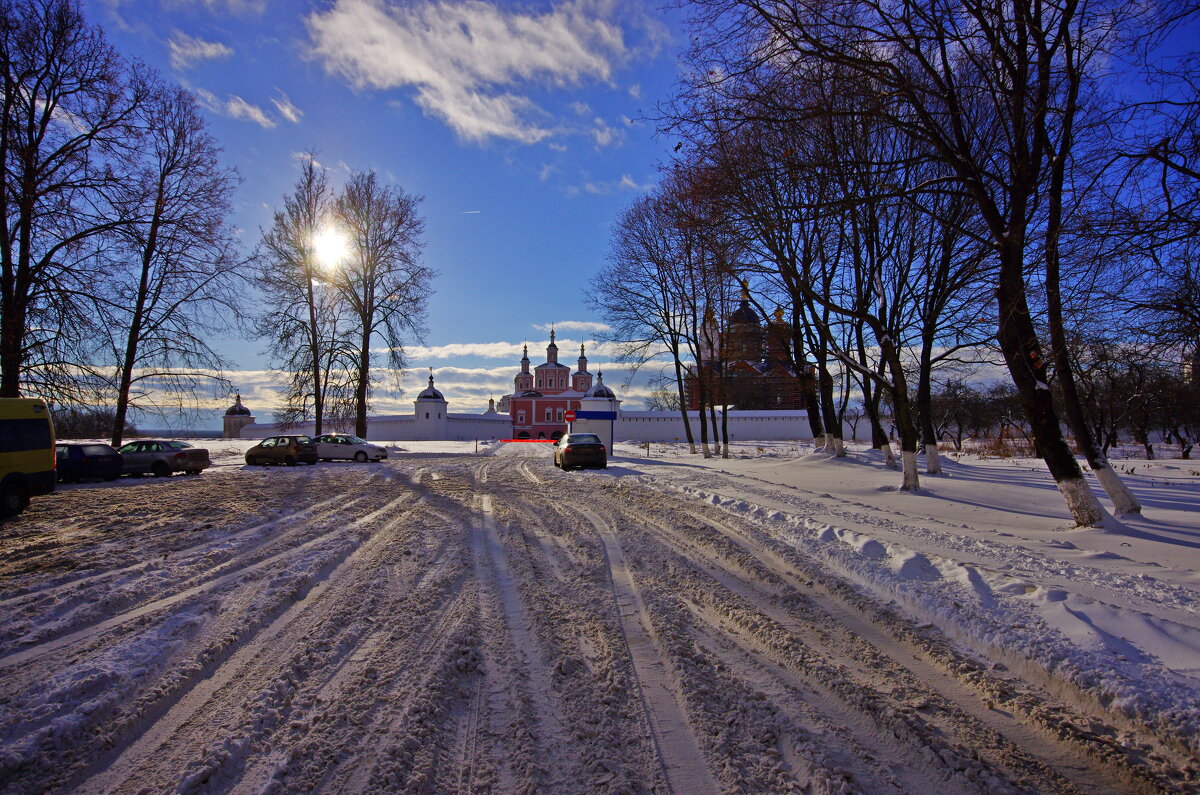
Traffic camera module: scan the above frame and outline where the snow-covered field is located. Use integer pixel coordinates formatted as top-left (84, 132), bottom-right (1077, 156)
top-left (1, 438), bottom-right (1197, 793)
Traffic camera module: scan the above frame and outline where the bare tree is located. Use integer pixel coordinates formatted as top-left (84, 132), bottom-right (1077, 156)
top-left (257, 154), bottom-right (346, 435)
top-left (332, 171), bottom-right (430, 438)
top-left (0, 0), bottom-right (144, 400)
top-left (676, 0), bottom-right (1142, 523)
top-left (104, 79), bottom-right (243, 446)
top-left (593, 187), bottom-right (701, 453)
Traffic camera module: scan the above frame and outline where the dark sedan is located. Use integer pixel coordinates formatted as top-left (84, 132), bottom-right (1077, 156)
top-left (553, 433), bottom-right (607, 470)
top-left (245, 435), bottom-right (319, 466)
top-left (55, 443), bottom-right (122, 482)
top-left (117, 440), bottom-right (211, 477)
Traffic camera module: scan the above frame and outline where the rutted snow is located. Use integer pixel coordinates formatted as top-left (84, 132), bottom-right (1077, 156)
top-left (0, 439), bottom-right (1196, 793)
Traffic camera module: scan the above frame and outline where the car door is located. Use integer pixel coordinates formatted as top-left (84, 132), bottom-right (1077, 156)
top-left (119, 442), bottom-right (147, 473)
top-left (314, 435), bottom-right (338, 460)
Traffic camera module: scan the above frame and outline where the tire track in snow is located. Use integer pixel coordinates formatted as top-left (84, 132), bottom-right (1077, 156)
top-left (578, 505), bottom-right (719, 795)
top-left (0, 474), bottom-right (372, 611)
top-left (70, 494), bottom-right (417, 794)
top-left (0, 494), bottom-right (370, 652)
top-left (676, 505), bottom-right (1146, 794)
top-left (0, 493), bottom-right (405, 672)
top-left (248, 504), bottom-right (476, 793)
top-left (469, 493), bottom-right (577, 791)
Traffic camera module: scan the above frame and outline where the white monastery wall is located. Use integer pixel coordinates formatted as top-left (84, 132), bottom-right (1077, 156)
top-left (615, 411), bottom-right (813, 442)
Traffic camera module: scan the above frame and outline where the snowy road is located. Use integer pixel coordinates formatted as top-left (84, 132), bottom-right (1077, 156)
top-left (1, 444), bottom-right (1196, 793)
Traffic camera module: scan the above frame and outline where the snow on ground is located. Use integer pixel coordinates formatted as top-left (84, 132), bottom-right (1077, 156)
top-left (0, 437), bottom-right (1197, 793)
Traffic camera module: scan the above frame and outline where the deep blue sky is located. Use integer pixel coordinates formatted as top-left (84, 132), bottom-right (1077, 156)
top-left (87, 0), bottom-right (686, 426)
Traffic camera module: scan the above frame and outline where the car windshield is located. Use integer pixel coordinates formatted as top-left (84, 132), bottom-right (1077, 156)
top-left (83, 444), bottom-right (115, 455)
top-left (118, 443), bottom-right (137, 453)
top-left (347, 436), bottom-right (367, 444)
top-left (166, 441), bottom-right (193, 449)
top-left (294, 436), bottom-right (312, 444)
top-left (567, 434), bottom-right (601, 444)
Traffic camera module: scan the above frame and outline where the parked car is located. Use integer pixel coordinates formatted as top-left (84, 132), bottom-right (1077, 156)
top-left (245, 435), bottom-right (319, 466)
top-left (56, 443), bottom-right (122, 482)
top-left (312, 434), bottom-right (387, 462)
top-left (553, 432), bottom-right (607, 470)
top-left (0, 398), bottom-right (56, 517)
top-left (118, 439), bottom-right (211, 477)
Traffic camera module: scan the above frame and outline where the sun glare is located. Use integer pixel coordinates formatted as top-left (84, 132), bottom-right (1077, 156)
top-left (312, 227), bottom-right (350, 271)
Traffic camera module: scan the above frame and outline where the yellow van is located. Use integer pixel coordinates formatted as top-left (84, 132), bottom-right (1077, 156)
top-left (0, 398), bottom-right (56, 517)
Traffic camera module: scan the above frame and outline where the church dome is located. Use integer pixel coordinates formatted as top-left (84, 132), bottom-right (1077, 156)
top-left (225, 393), bottom-right (251, 416)
top-left (416, 370), bottom-right (445, 400)
top-left (730, 298), bottom-right (760, 325)
top-left (729, 280), bottom-right (760, 325)
top-left (586, 372), bottom-right (616, 399)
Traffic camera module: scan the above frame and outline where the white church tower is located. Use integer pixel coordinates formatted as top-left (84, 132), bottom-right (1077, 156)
top-left (413, 369), bottom-right (449, 441)
top-left (574, 371), bottom-right (621, 452)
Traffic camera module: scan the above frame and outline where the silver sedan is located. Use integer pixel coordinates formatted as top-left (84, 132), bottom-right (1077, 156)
top-left (312, 434), bottom-right (388, 462)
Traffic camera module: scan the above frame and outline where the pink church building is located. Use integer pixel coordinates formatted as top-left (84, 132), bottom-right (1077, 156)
top-left (507, 330), bottom-right (612, 439)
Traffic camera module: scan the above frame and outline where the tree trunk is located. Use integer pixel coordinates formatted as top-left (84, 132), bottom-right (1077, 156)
top-left (818, 359), bottom-right (845, 457)
top-left (112, 195), bottom-right (165, 448)
top-left (306, 276), bottom-right (323, 437)
top-left (1044, 265), bottom-right (1139, 513)
top-left (881, 343), bottom-right (920, 491)
top-left (672, 352), bottom-right (696, 454)
top-left (720, 403), bottom-right (730, 459)
top-left (995, 240), bottom-right (1104, 526)
top-left (916, 335), bottom-right (942, 475)
top-left (354, 323), bottom-right (370, 438)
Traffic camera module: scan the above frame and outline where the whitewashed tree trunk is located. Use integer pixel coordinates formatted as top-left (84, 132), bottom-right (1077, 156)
top-left (820, 433), bottom-right (832, 453)
top-left (702, 442), bottom-right (712, 458)
top-left (900, 450), bottom-right (920, 491)
top-left (880, 442), bottom-right (899, 470)
top-left (1095, 465), bottom-right (1141, 515)
top-left (1057, 477), bottom-right (1106, 526)
top-left (925, 445), bottom-right (942, 475)
top-left (832, 436), bottom-right (846, 457)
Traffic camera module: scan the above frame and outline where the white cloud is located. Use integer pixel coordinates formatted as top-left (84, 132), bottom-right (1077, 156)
top-left (167, 30), bottom-right (232, 70)
top-left (538, 164), bottom-right (557, 181)
top-left (305, 0), bottom-right (633, 144)
top-left (401, 341), bottom-right (526, 359)
top-left (271, 91), bottom-right (304, 124)
top-left (226, 95), bottom-right (276, 128)
top-left (591, 117), bottom-right (620, 147)
top-left (531, 321), bottom-right (611, 334)
top-left (166, 0), bottom-right (268, 15)
top-left (570, 101), bottom-right (592, 115)
top-left (628, 83), bottom-right (642, 99)
top-left (196, 88), bottom-right (276, 128)
top-left (576, 173), bottom-right (648, 195)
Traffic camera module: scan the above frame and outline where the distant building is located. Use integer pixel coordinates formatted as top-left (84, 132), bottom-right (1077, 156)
top-left (222, 394), bottom-right (255, 438)
top-left (685, 286), bottom-right (813, 411)
top-left (503, 330), bottom-right (598, 439)
top-left (236, 372), bottom-right (510, 442)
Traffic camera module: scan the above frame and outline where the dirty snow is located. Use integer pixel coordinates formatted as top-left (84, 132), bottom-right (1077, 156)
top-left (0, 438), bottom-right (1197, 793)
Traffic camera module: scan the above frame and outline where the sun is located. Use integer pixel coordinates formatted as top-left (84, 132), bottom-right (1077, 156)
top-left (312, 226), bottom-right (350, 271)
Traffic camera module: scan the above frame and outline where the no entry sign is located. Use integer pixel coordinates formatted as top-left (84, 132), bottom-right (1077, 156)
top-left (564, 410), bottom-right (576, 422)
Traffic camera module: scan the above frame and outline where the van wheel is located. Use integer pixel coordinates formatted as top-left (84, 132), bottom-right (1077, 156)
top-left (354, 451), bottom-right (368, 462)
top-left (152, 461), bottom-right (170, 478)
top-left (0, 483), bottom-right (26, 517)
